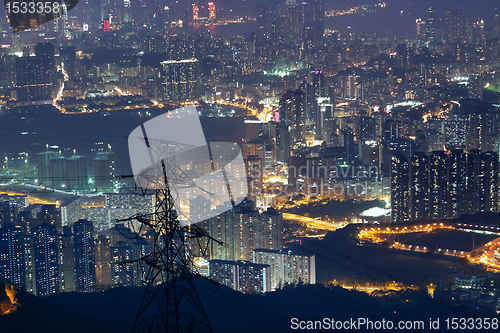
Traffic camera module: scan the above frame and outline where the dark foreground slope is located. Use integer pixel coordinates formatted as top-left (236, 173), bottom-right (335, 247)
top-left (0, 278), bottom-right (493, 333)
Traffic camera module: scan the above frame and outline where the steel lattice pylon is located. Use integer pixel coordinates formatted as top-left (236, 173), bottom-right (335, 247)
top-left (131, 159), bottom-right (214, 333)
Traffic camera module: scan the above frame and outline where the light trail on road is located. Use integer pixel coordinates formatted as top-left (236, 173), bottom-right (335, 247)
top-left (282, 213), bottom-right (345, 231)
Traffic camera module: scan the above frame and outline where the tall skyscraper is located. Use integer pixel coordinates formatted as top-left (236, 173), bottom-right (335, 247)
top-left (429, 151), bottom-right (448, 219)
top-left (95, 235), bottom-right (112, 290)
top-left (0, 202), bottom-right (12, 227)
top-left (30, 223), bottom-right (59, 296)
top-left (50, 157), bottom-right (66, 189)
top-left (193, 4), bottom-right (199, 20)
top-left (74, 220), bottom-right (96, 293)
top-left (391, 154), bottom-right (410, 223)
top-left (303, 0), bottom-right (325, 41)
top-left (278, 89), bottom-right (303, 162)
top-left (447, 150), bottom-right (467, 217)
top-left (110, 240), bottom-right (132, 286)
top-left (444, 7), bottom-right (470, 44)
top-left (494, 13), bottom-right (500, 39)
top-left (467, 151), bottom-right (498, 214)
top-left (468, 74), bottom-right (483, 100)
top-left (208, 2), bottom-right (216, 20)
top-left (410, 152), bottom-right (429, 221)
top-left (425, 6), bottom-right (436, 43)
top-left (61, 226), bottom-right (75, 292)
top-left (94, 151), bottom-right (116, 193)
top-left (161, 59), bottom-right (200, 102)
top-left (310, 69), bottom-right (326, 136)
top-left (416, 18), bottom-right (425, 40)
top-left (66, 155), bottom-right (88, 191)
top-left (0, 194), bottom-right (28, 227)
top-left (37, 151), bottom-right (58, 185)
top-left (15, 43), bottom-right (56, 102)
top-left (244, 144), bottom-right (264, 206)
top-left (342, 128), bottom-right (355, 164)
top-left (123, 0), bottom-right (131, 23)
top-left (0, 225), bottom-right (26, 290)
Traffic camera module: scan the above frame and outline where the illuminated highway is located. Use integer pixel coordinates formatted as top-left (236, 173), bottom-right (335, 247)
top-left (282, 213), bottom-right (346, 231)
top-left (469, 237), bottom-right (500, 272)
top-left (357, 223), bottom-right (447, 243)
top-left (358, 222), bottom-right (500, 271)
top-left (0, 190), bottom-right (60, 207)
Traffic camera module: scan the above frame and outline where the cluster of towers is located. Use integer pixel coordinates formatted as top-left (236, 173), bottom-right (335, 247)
top-left (391, 150), bottom-right (498, 223)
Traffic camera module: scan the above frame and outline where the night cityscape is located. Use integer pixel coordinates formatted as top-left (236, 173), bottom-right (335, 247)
top-left (0, 0), bottom-right (500, 332)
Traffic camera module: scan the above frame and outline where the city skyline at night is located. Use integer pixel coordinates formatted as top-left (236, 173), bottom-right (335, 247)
top-left (0, 0), bottom-right (500, 332)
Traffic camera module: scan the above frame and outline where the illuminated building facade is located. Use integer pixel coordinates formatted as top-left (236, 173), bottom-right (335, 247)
top-left (395, 150), bottom-right (498, 223)
top-left (193, 5), bottom-right (199, 20)
top-left (0, 226), bottom-right (26, 290)
top-left (208, 2), bottom-right (216, 20)
top-left (0, 195), bottom-right (28, 227)
top-left (447, 150), bottom-right (467, 217)
top-left (252, 248), bottom-right (316, 291)
top-left (429, 151), bottom-right (448, 219)
top-left (200, 205), bottom-right (283, 261)
top-left (209, 260), bottom-right (271, 294)
top-left (30, 223), bottom-right (59, 296)
top-left (123, 0), bottom-right (131, 23)
top-left (60, 197), bottom-right (84, 227)
top-left (410, 152), bottom-right (429, 221)
top-left (467, 151), bottom-right (498, 214)
top-left (425, 6), bottom-right (435, 43)
top-left (390, 154), bottom-right (410, 223)
top-left (161, 59), bottom-right (200, 102)
top-left (468, 74), bottom-right (483, 100)
top-left (74, 219), bottom-right (96, 293)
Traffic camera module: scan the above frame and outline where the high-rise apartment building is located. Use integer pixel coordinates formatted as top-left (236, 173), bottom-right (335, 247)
top-left (410, 152), bottom-right (429, 221)
top-left (429, 151), bottom-right (448, 219)
top-left (467, 151), bottom-right (498, 214)
top-left (74, 219), bottom-right (96, 293)
top-left (161, 59), bottom-right (200, 102)
top-left (209, 260), bottom-right (271, 294)
top-left (0, 225), bottom-right (26, 289)
top-left (201, 205), bottom-right (284, 261)
top-left (29, 223), bottom-right (59, 296)
top-left (252, 249), bottom-right (316, 291)
top-left (66, 155), bottom-right (88, 191)
top-left (15, 42), bottom-right (56, 102)
top-left (493, 13), bottom-right (500, 39)
top-left (391, 154), bottom-right (410, 223)
top-left (94, 152), bottom-right (116, 193)
top-left (37, 151), bottom-right (59, 186)
top-left (425, 6), bottom-right (436, 43)
top-left (447, 150), bottom-right (467, 217)
top-left (208, 2), bottom-right (216, 20)
top-left (396, 150), bottom-right (499, 223)
top-left (468, 74), bottom-right (483, 100)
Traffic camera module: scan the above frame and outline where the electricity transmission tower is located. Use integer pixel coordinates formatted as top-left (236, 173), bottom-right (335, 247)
top-left (127, 157), bottom-right (217, 333)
